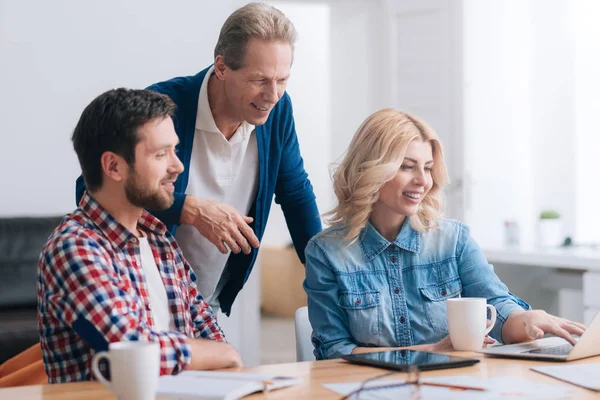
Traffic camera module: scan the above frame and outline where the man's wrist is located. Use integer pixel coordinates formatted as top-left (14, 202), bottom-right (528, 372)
top-left (181, 196), bottom-right (202, 225)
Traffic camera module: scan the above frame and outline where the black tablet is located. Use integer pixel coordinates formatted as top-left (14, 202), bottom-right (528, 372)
top-left (341, 350), bottom-right (480, 372)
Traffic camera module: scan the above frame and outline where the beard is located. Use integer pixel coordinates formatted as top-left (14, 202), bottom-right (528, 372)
top-left (124, 168), bottom-right (176, 211)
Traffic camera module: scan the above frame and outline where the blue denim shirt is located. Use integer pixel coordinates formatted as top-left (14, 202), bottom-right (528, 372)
top-left (304, 218), bottom-right (530, 360)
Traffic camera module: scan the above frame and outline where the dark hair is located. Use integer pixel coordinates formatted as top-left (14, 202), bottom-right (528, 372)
top-left (72, 88), bottom-right (175, 192)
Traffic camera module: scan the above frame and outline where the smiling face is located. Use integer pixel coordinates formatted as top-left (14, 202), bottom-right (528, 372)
top-left (124, 116), bottom-right (184, 210)
top-left (373, 138), bottom-right (434, 220)
top-left (215, 39), bottom-right (292, 126)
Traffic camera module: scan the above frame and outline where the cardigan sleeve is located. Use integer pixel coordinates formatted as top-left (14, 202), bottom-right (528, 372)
top-left (273, 93), bottom-right (322, 263)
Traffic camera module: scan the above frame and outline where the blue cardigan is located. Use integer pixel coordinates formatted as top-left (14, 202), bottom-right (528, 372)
top-left (76, 66), bottom-right (322, 315)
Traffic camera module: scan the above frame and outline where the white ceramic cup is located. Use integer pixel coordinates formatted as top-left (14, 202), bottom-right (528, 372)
top-left (91, 341), bottom-right (160, 400)
top-left (446, 298), bottom-right (497, 351)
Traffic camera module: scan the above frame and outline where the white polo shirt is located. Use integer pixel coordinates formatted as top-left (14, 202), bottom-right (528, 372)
top-left (175, 66), bottom-right (259, 309)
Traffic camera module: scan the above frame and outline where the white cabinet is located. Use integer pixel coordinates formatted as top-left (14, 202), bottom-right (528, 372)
top-left (583, 272), bottom-right (600, 324)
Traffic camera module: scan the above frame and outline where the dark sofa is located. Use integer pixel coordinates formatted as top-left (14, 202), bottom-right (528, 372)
top-left (0, 216), bottom-right (62, 364)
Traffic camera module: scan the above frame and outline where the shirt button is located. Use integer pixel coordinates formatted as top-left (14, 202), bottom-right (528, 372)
top-left (394, 288), bottom-right (400, 294)
top-left (400, 350), bottom-right (406, 356)
top-left (147, 304), bottom-right (153, 310)
top-left (390, 256), bottom-right (397, 262)
top-left (399, 316), bottom-right (406, 324)
top-left (355, 299), bottom-right (361, 305)
top-left (389, 245), bottom-right (396, 250)
top-left (441, 289), bottom-right (447, 296)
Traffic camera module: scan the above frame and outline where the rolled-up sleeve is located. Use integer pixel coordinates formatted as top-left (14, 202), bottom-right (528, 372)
top-left (41, 236), bottom-right (192, 375)
top-left (456, 224), bottom-right (531, 343)
top-left (304, 239), bottom-right (357, 359)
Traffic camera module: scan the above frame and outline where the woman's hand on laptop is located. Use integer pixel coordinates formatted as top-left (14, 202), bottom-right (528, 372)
top-left (502, 310), bottom-right (587, 345)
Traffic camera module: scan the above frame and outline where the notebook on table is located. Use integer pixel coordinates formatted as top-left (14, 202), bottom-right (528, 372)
top-left (158, 371), bottom-right (302, 400)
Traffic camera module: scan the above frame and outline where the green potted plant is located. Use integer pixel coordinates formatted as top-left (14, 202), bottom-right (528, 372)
top-left (538, 210), bottom-right (562, 247)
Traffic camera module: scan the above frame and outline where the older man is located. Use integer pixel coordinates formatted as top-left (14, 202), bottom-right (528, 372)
top-left (76, 3), bottom-right (322, 316)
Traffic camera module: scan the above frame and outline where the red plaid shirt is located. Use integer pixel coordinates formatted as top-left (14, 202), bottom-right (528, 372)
top-left (37, 192), bottom-right (225, 383)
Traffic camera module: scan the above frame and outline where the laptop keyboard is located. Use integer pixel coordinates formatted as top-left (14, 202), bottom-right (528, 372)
top-left (524, 343), bottom-right (574, 355)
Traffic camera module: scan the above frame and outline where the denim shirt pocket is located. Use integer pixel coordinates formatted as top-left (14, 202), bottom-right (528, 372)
top-left (338, 291), bottom-right (382, 346)
top-left (419, 278), bottom-right (462, 336)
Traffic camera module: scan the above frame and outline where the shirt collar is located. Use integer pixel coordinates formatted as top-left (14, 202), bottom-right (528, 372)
top-left (195, 65), bottom-right (254, 141)
top-left (359, 218), bottom-right (420, 261)
top-left (79, 192), bottom-right (167, 250)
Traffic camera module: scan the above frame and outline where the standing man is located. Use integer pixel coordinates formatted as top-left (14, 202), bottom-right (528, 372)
top-left (76, 2), bottom-right (321, 316)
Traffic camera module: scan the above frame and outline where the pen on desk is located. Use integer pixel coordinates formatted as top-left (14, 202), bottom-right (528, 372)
top-left (420, 381), bottom-right (486, 391)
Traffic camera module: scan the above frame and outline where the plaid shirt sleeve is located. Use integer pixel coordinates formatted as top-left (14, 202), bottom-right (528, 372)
top-left (41, 234), bottom-right (192, 375)
top-left (174, 247), bottom-right (226, 342)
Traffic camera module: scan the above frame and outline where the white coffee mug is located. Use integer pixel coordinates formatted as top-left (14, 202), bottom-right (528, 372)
top-left (446, 298), bottom-right (497, 351)
top-left (92, 341), bottom-right (160, 400)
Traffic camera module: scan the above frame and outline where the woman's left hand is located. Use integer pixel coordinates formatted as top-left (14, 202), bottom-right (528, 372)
top-left (516, 310), bottom-right (586, 345)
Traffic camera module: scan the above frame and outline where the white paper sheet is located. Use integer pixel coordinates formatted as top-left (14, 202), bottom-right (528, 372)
top-left (323, 376), bottom-right (575, 400)
top-left (532, 363), bottom-right (600, 391)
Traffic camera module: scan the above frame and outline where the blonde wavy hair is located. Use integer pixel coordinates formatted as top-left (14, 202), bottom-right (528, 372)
top-left (326, 109), bottom-right (450, 244)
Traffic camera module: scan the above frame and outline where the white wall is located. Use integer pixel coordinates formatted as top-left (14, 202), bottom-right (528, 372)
top-left (574, 0), bottom-right (600, 243)
top-left (330, 0), bottom-right (386, 163)
top-left (462, 0), bottom-right (535, 247)
top-left (259, 1), bottom-right (333, 247)
top-left (0, 0), bottom-right (233, 216)
top-left (531, 0), bottom-right (576, 241)
top-left (463, 0), bottom-right (594, 247)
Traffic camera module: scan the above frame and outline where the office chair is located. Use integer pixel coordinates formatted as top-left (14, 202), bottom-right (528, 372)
top-left (294, 306), bottom-right (315, 362)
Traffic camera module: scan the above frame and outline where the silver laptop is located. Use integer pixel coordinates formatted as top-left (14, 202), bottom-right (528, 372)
top-left (477, 312), bottom-right (600, 361)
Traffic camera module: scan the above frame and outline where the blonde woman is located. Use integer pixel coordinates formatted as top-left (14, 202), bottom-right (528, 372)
top-left (304, 109), bottom-right (586, 360)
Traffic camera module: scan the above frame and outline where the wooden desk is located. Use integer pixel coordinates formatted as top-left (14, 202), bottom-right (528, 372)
top-left (1, 353), bottom-right (599, 399)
